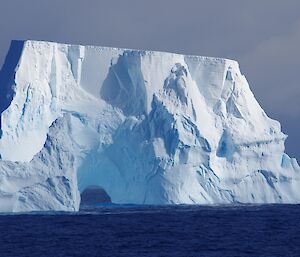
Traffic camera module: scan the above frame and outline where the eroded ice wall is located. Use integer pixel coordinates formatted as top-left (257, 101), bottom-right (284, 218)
top-left (0, 40), bottom-right (299, 212)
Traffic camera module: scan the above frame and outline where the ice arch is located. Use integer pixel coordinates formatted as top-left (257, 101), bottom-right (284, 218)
top-left (80, 185), bottom-right (111, 207)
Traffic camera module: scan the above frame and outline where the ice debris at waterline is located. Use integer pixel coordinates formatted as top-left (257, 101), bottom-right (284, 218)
top-left (0, 40), bottom-right (299, 212)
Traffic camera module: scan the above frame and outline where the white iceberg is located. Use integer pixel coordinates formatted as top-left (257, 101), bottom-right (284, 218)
top-left (0, 40), bottom-right (299, 212)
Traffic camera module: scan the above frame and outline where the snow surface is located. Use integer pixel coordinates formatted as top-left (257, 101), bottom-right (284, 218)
top-left (0, 40), bottom-right (299, 212)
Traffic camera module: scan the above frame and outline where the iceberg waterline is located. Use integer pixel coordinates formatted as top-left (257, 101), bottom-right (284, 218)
top-left (0, 40), bottom-right (299, 212)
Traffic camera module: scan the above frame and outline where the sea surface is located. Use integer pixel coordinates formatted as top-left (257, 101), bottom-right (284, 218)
top-left (0, 204), bottom-right (300, 257)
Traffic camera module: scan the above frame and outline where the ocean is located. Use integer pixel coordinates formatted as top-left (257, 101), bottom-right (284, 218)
top-left (0, 204), bottom-right (299, 257)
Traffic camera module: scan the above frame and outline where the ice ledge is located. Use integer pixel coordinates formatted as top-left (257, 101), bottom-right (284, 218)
top-left (20, 39), bottom-right (239, 65)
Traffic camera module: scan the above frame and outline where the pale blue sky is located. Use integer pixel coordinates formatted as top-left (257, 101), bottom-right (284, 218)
top-left (0, 0), bottom-right (299, 160)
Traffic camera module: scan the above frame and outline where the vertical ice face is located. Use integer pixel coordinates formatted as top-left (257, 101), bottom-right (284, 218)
top-left (0, 40), bottom-right (299, 212)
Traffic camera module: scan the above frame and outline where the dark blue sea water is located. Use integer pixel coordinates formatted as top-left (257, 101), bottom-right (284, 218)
top-left (0, 204), bottom-right (300, 257)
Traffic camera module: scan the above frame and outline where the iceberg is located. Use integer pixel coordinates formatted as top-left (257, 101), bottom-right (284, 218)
top-left (0, 40), bottom-right (299, 212)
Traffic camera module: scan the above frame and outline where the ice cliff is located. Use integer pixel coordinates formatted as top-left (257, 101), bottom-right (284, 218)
top-left (0, 40), bottom-right (299, 212)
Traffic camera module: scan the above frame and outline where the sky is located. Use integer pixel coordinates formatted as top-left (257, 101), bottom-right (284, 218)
top-left (0, 0), bottom-right (299, 160)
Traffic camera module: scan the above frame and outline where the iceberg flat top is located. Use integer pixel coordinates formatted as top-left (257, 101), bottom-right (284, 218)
top-left (21, 39), bottom-right (237, 62)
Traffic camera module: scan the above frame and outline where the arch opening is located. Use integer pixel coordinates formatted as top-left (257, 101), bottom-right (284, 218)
top-left (79, 185), bottom-right (112, 208)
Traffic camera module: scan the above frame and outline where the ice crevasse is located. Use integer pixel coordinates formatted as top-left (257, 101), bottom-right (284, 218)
top-left (0, 40), bottom-right (299, 212)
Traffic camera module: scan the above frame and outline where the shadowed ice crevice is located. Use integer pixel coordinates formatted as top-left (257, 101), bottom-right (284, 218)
top-left (0, 40), bottom-right (24, 135)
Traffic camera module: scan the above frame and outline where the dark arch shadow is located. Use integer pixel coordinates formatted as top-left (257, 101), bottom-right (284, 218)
top-left (0, 40), bottom-right (24, 134)
top-left (80, 185), bottom-right (112, 208)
